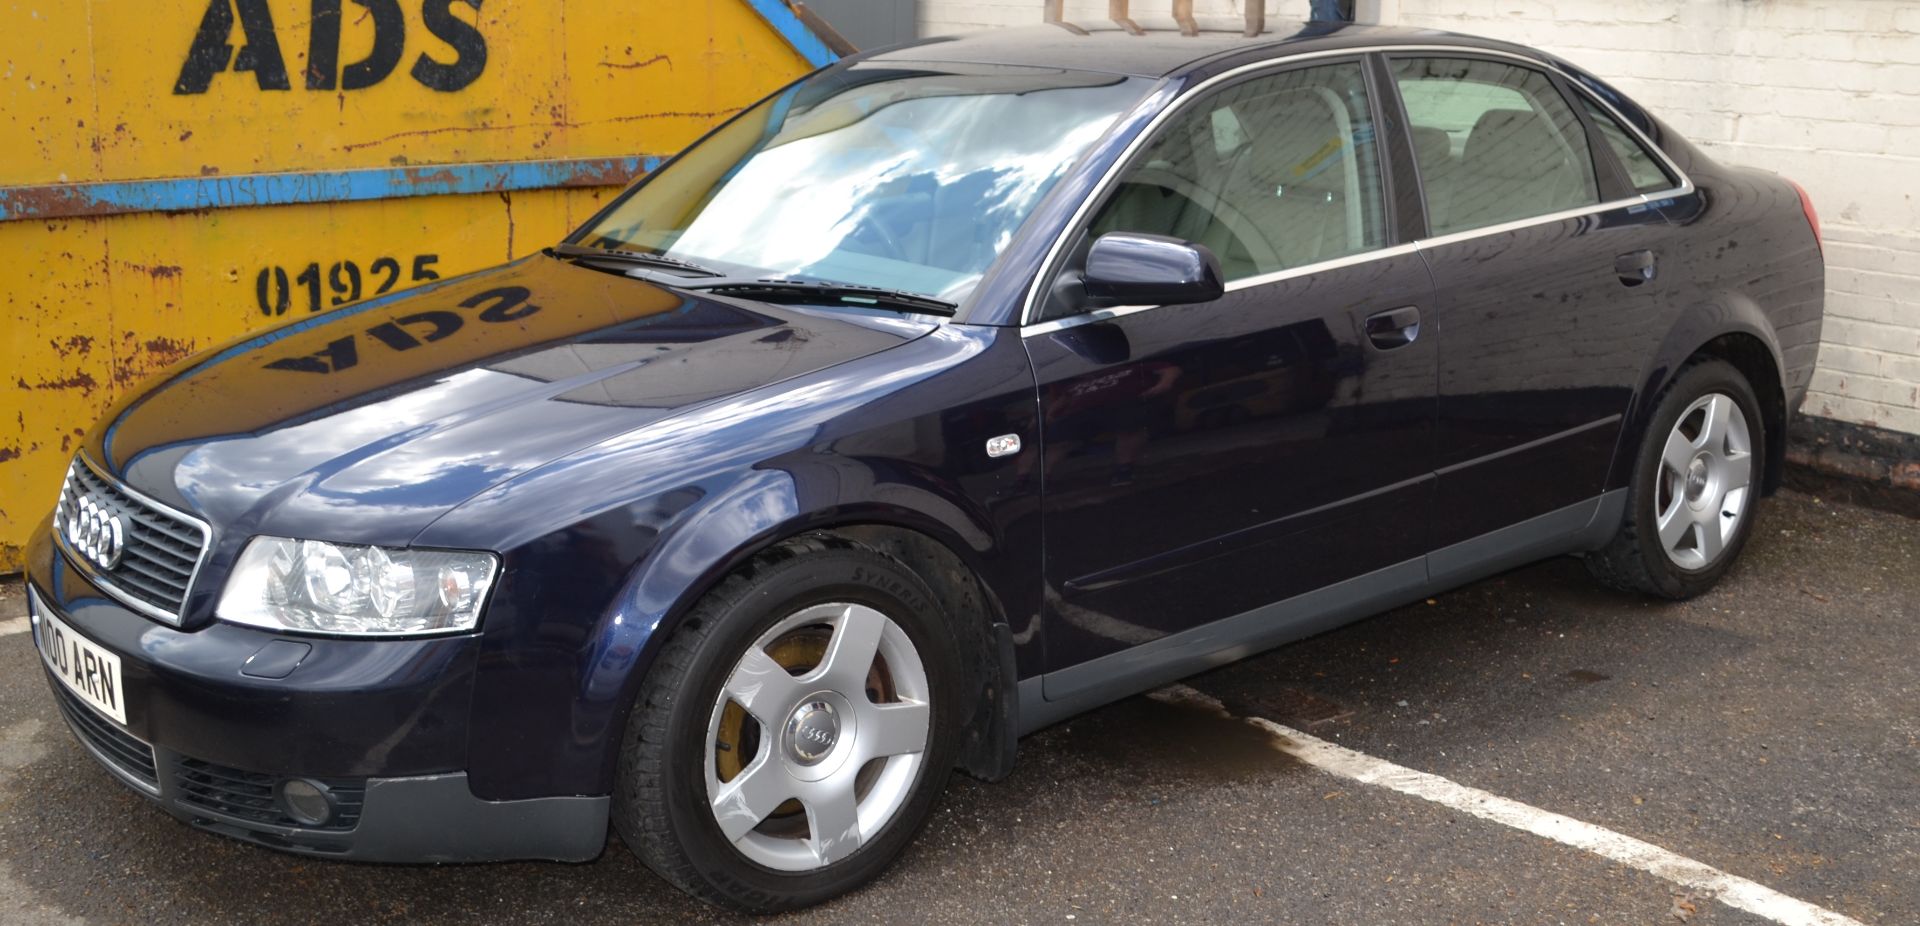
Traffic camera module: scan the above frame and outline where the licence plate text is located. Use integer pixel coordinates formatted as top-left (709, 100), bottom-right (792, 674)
top-left (36, 608), bottom-right (128, 726)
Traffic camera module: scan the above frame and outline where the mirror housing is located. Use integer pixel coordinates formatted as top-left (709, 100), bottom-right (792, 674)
top-left (1082, 232), bottom-right (1225, 308)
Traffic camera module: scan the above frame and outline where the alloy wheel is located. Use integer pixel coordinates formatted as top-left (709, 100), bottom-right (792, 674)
top-left (1655, 392), bottom-right (1753, 570)
top-left (704, 602), bottom-right (931, 871)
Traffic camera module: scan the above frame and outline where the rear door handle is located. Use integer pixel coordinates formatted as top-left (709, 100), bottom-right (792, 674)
top-left (1365, 306), bottom-right (1421, 350)
top-left (1615, 249), bottom-right (1657, 287)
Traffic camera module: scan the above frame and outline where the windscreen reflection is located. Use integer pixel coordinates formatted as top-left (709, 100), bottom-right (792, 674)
top-left (578, 64), bottom-right (1149, 305)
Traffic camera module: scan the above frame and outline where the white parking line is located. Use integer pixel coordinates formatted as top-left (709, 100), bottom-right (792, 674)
top-left (0, 617), bottom-right (30, 638)
top-left (1154, 685), bottom-right (1866, 926)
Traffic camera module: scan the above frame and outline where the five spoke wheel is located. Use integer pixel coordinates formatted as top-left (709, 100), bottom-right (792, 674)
top-left (705, 603), bottom-right (931, 871)
top-left (1654, 392), bottom-right (1753, 570)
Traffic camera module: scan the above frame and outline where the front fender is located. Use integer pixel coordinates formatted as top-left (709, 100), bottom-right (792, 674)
top-left (435, 324), bottom-right (1039, 800)
top-left (584, 466), bottom-right (1008, 766)
top-left (583, 465), bottom-right (997, 696)
top-left (577, 350), bottom-right (1035, 783)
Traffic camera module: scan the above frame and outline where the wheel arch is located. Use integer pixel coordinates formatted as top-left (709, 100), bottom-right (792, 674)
top-left (591, 478), bottom-right (1022, 792)
top-left (823, 522), bottom-right (1020, 782)
top-left (1615, 297), bottom-right (1788, 496)
top-left (1692, 332), bottom-right (1788, 495)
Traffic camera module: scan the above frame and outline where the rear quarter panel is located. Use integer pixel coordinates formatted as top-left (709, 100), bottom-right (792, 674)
top-left (1606, 147), bottom-right (1824, 493)
top-left (1549, 64), bottom-right (1823, 487)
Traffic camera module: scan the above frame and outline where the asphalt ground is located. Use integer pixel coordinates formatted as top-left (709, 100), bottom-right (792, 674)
top-left (0, 489), bottom-right (1913, 925)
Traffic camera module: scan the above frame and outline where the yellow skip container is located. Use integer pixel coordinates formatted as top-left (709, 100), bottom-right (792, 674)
top-left (0, 0), bottom-right (835, 569)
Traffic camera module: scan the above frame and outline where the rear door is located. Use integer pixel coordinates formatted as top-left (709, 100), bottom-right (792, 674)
top-left (1387, 54), bottom-right (1674, 555)
top-left (1026, 57), bottom-right (1439, 680)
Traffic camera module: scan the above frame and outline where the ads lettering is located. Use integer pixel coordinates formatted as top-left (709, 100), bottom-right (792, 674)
top-left (175, 0), bottom-right (486, 94)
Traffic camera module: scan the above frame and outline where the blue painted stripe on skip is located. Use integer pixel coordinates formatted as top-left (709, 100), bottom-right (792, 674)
top-left (0, 156), bottom-right (662, 222)
top-left (745, 0), bottom-right (839, 68)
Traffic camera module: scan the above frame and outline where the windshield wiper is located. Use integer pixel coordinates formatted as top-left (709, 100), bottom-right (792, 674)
top-left (551, 247), bottom-right (956, 316)
top-left (684, 278), bottom-right (957, 317)
top-left (548, 243), bottom-right (722, 277)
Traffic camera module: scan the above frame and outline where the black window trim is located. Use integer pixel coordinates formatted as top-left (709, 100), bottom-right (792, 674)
top-left (1019, 44), bottom-right (1695, 334)
top-left (1551, 67), bottom-right (1642, 202)
top-left (1366, 52), bottom-right (1430, 243)
top-left (1569, 86), bottom-right (1681, 196)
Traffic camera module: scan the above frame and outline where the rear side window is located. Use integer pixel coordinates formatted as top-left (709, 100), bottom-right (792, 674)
top-left (1579, 96), bottom-right (1678, 194)
top-left (1391, 57), bottom-right (1600, 236)
top-left (1088, 60), bottom-right (1388, 283)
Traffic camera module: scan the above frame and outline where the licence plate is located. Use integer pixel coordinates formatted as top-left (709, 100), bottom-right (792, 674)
top-left (35, 606), bottom-right (129, 726)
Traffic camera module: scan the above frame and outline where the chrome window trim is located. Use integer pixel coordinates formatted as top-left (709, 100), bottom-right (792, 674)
top-left (1023, 241), bottom-right (1422, 337)
top-left (1411, 191), bottom-right (1661, 250)
top-left (1017, 44), bottom-right (1695, 335)
top-left (53, 453), bottom-right (214, 626)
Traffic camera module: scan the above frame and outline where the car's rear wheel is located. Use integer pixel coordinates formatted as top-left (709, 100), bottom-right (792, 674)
top-left (1587, 359), bottom-right (1765, 599)
top-left (614, 534), bottom-right (960, 912)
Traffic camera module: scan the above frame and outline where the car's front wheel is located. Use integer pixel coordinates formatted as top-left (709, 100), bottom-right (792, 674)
top-left (614, 534), bottom-right (961, 912)
top-left (1587, 358), bottom-right (1766, 599)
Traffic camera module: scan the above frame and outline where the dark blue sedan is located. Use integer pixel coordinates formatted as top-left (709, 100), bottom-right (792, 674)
top-left (27, 20), bottom-right (1822, 911)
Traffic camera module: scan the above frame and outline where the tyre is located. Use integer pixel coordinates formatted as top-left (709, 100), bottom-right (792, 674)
top-left (613, 534), bottom-right (961, 912)
top-left (1586, 358), bottom-right (1766, 599)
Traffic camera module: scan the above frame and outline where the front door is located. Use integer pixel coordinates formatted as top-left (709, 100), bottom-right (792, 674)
top-left (1025, 57), bottom-right (1438, 679)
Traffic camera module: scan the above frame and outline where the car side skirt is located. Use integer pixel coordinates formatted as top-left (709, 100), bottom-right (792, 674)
top-left (1017, 489), bottom-right (1628, 735)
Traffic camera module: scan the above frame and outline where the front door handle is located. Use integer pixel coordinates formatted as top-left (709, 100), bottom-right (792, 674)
top-left (1615, 249), bottom-right (1657, 287)
top-left (1365, 306), bottom-right (1421, 350)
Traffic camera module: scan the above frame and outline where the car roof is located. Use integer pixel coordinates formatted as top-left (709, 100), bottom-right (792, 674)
top-left (858, 22), bottom-right (1536, 79)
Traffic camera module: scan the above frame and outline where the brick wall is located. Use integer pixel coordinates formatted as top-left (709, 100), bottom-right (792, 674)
top-left (916, 0), bottom-right (1920, 436)
top-left (919, 0), bottom-right (1313, 33)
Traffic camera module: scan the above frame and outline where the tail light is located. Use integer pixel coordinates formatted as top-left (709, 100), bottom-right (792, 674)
top-left (1789, 179), bottom-right (1822, 256)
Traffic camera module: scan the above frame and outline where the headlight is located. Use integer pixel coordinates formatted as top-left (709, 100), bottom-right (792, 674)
top-left (217, 536), bottom-right (498, 636)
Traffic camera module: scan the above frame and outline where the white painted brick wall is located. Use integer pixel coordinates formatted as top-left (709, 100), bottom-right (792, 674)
top-left (920, 0), bottom-right (1309, 39)
top-left (916, 0), bottom-right (1920, 436)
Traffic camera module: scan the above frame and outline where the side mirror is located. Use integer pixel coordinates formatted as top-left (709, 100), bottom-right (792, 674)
top-left (1082, 232), bottom-right (1225, 308)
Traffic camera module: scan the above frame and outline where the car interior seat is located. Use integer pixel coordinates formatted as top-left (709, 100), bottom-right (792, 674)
top-left (1227, 87), bottom-right (1362, 272)
top-left (1447, 107), bottom-right (1597, 232)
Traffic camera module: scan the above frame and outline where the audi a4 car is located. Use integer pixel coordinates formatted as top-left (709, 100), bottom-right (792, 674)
top-left (27, 21), bottom-right (1822, 911)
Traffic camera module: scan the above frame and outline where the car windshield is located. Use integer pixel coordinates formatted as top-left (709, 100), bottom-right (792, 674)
top-left (572, 63), bottom-right (1151, 307)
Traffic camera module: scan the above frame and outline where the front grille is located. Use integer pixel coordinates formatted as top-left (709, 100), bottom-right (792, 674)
top-left (51, 683), bottom-right (159, 791)
top-left (54, 456), bottom-right (210, 623)
top-left (174, 758), bottom-right (365, 833)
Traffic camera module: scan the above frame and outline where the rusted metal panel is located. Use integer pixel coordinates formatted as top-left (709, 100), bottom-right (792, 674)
top-left (2, 1), bottom-right (828, 189)
top-left (0, 157), bottom-right (656, 222)
top-left (0, 1), bottom-right (835, 571)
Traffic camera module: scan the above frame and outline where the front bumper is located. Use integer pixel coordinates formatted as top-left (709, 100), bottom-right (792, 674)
top-left (43, 670), bottom-right (605, 861)
top-left (26, 544), bottom-right (608, 863)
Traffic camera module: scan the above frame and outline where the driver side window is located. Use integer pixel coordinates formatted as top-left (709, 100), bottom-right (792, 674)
top-left (1088, 60), bottom-right (1388, 284)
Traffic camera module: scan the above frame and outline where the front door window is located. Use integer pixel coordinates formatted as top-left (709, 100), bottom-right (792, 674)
top-left (1088, 60), bottom-right (1388, 283)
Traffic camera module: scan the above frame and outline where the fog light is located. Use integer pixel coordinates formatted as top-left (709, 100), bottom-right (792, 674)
top-left (278, 778), bottom-right (335, 826)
